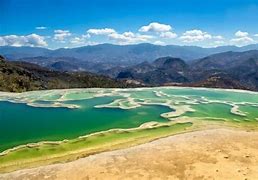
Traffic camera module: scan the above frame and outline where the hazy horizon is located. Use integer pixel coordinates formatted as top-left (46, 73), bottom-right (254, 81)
top-left (2, 42), bottom-right (258, 51)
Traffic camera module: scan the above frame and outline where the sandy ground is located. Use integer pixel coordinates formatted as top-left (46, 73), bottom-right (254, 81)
top-left (1, 128), bottom-right (258, 180)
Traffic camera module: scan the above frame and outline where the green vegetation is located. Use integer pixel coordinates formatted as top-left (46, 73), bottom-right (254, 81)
top-left (0, 56), bottom-right (135, 93)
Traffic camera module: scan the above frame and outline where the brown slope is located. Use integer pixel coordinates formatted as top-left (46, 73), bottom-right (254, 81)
top-left (0, 56), bottom-right (134, 92)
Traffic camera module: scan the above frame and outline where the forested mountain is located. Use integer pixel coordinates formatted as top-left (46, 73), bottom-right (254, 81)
top-left (0, 55), bottom-right (133, 92)
top-left (1, 43), bottom-right (258, 64)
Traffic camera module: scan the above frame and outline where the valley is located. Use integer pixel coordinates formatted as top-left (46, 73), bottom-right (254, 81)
top-left (1, 47), bottom-right (257, 92)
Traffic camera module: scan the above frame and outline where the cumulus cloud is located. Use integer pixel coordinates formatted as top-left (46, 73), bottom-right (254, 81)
top-left (70, 38), bottom-right (98, 46)
top-left (70, 34), bottom-right (91, 45)
top-left (230, 30), bottom-right (254, 45)
top-left (82, 34), bottom-right (91, 39)
top-left (230, 37), bottom-right (254, 45)
top-left (254, 34), bottom-right (258, 37)
top-left (139, 22), bottom-right (172, 33)
top-left (86, 27), bottom-right (153, 45)
top-left (108, 31), bottom-right (153, 45)
top-left (160, 31), bottom-right (177, 39)
top-left (214, 40), bottom-right (225, 44)
top-left (0, 38), bottom-right (5, 46)
top-left (87, 28), bottom-right (116, 35)
top-left (36, 26), bottom-right (47, 30)
top-left (210, 40), bottom-right (226, 47)
top-left (54, 30), bottom-right (71, 41)
top-left (153, 41), bottom-right (166, 46)
top-left (70, 37), bottom-right (85, 45)
top-left (0, 34), bottom-right (47, 47)
top-left (179, 30), bottom-right (213, 43)
top-left (213, 35), bottom-right (224, 40)
top-left (235, 31), bottom-right (249, 37)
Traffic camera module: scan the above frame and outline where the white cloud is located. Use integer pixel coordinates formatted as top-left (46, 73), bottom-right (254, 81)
top-left (70, 34), bottom-right (91, 45)
top-left (235, 30), bottom-right (249, 37)
top-left (179, 29), bottom-right (212, 43)
top-left (87, 27), bottom-right (153, 45)
top-left (87, 28), bottom-right (116, 35)
top-left (214, 40), bottom-right (225, 44)
top-left (54, 30), bottom-right (71, 41)
top-left (230, 30), bottom-right (254, 46)
top-left (254, 34), bottom-right (258, 37)
top-left (231, 36), bottom-right (254, 45)
top-left (36, 26), bottom-right (47, 30)
top-left (0, 38), bottom-right (5, 46)
top-left (139, 22), bottom-right (172, 32)
top-left (85, 41), bottom-right (100, 46)
top-left (70, 37), bottom-right (85, 45)
top-left (160, 31), bottom-right (177, 39)
top-left (82, 34), bottom-right (91, 39)
top-left (153, 41), bottom-right (166, 46)
top-left (209, 40), bottom-right (226, 47)
top-left (108, 31), bottom-right (153, 45)
top-left (0, 34), bottom-right (47, 47)
top-left (213, 35), bottom-right (224, 40)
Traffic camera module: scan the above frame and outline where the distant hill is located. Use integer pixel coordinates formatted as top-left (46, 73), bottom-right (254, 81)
top-left (192, 50), bottom-right (258, 70)
top-left (1, 48), bottom-right (258, 92)
top-left (1, 43), bottom-right (258, 65)
top-left (17, 56), bottom-right (88, 72)
top-left (191, 50), bottom-right (258, 91)
top-left (117, 57), bottom-right (189, 85)
top-left (48, 61), bottom-right (81, 72)
top-left (0, 46), bottom-right (51, 60)
top-left (10, 56), bottom-right (127, 74)
top-left (116, 50), bottom-right (258, 91)
top-left (0, 56), bottom-right (134, 92)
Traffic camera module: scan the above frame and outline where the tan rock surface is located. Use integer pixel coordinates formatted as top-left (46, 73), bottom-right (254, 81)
top-left (1, 129), bottom-right (258, 180)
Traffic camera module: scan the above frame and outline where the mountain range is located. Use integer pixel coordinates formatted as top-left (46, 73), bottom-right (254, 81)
top-left (0, 44), bottom-right (258, 92)
top-left (1, 43), bottom-right (258, 64)
top-left (0, 55), bottom-right (133, 92)
top-left (116, 50), bottom-right (258, 91)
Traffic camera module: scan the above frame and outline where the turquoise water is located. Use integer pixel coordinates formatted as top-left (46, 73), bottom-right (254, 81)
top-left (161, 88), bottom-right (258, 103)
top-left (0, 87), bottom-right (257, 152)
top-left (184, 103), bottom-right (248, 121)
top-left (0, 97), bottom-right (170, 152)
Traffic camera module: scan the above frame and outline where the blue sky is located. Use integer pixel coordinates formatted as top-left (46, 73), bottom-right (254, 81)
top-left (1, 0), bottom-right (258, 49)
